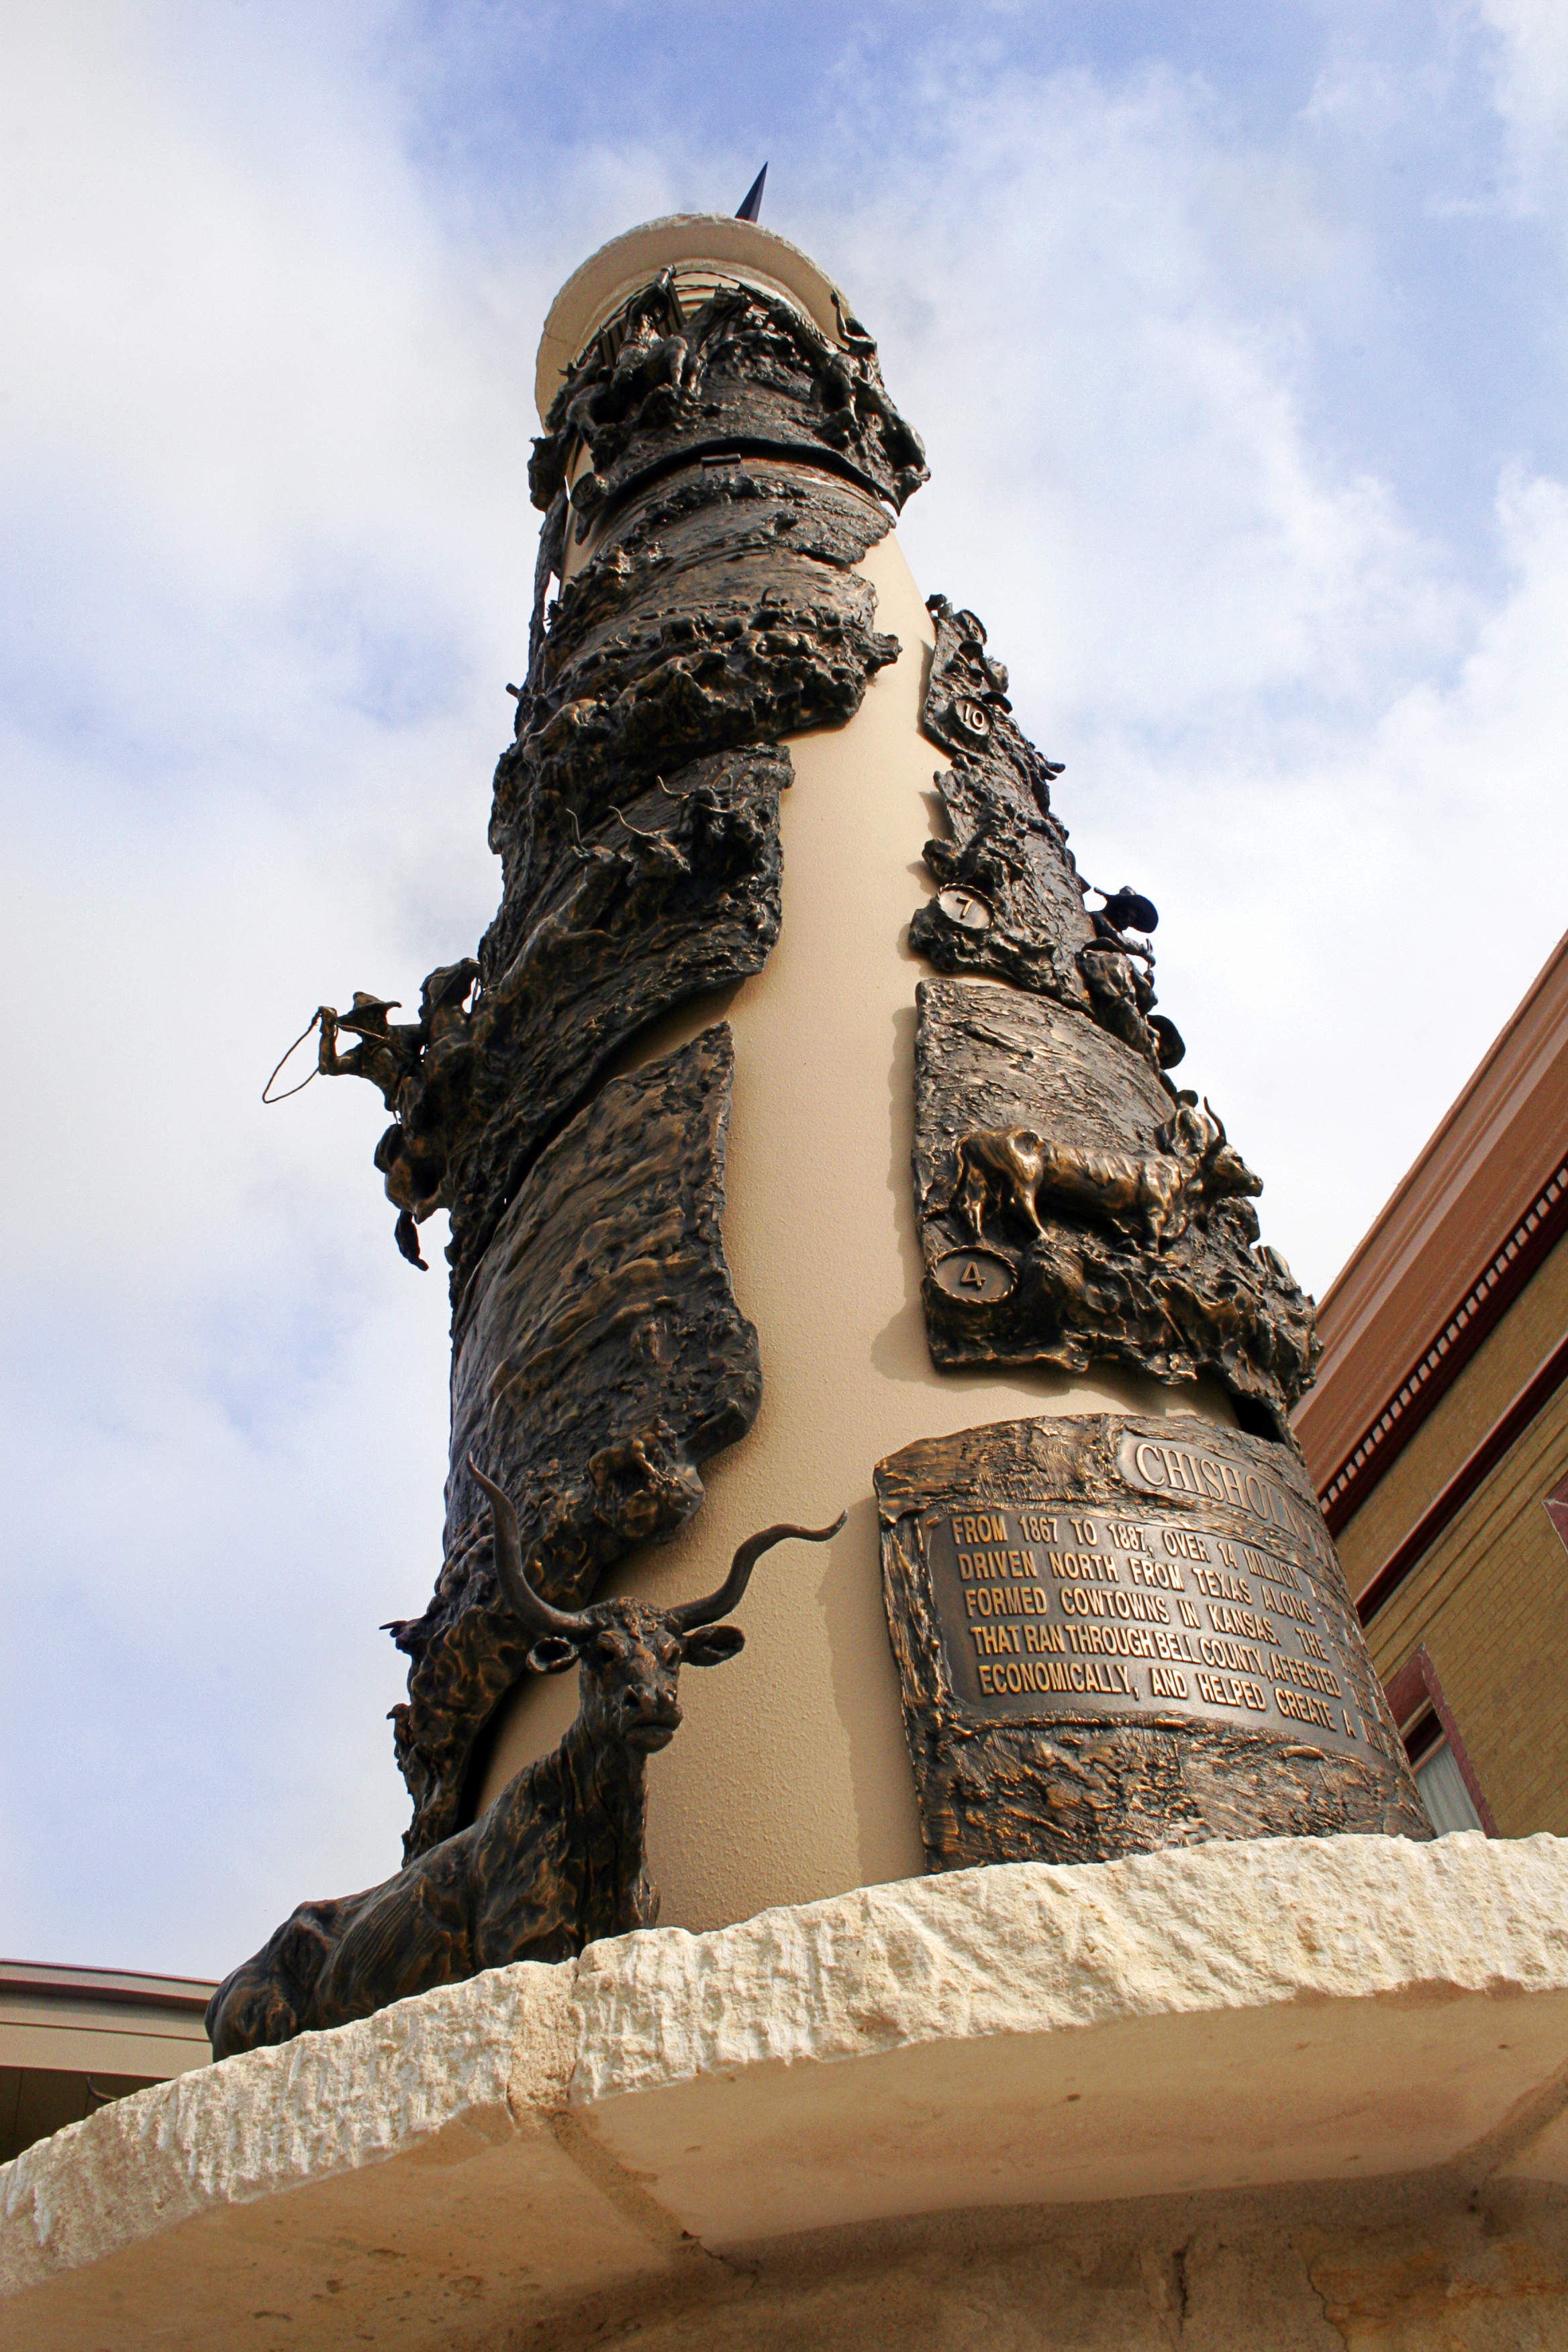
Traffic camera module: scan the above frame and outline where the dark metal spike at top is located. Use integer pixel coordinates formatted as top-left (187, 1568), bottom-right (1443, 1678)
top-left (736, 164), bottom-right (767, 222)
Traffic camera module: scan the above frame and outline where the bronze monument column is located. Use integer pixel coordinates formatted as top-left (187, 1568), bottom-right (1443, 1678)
top-left (209, 208), bottom-right (1424, 2057)
top-left (450, 214), bottom-right (1426, 1925)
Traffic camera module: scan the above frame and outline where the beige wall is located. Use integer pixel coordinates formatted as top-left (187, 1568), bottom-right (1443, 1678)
top-left (0, 2014), bottom-right (207, 2081)
top-left (479, 527), bottom-right (1232, 1932)
top-left (1, 1981), bottom-right (211, 2165)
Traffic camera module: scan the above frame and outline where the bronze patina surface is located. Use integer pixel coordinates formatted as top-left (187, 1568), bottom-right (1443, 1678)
top-left (223, 231), bottom-right (1421, 2039)
top-left (389, 1024), bottom-right (761, 1861)
top-left (894, 593), bottom-right (1409, 1868)
top-left (529, 269), bottom-right (928, 534)
top-left (910, 598), bottom-right (1099, 1017)
top-left (453, 460), bottom-right (897, 1296)
top-left (315, 273), bottom-right (928, 1295)
top-left (876, 1412), bottom-right (1429, 1871)
top-left (915, 977), bottom-right (1316, 1434)
top-left (300, 267), bottom-right (922, 1881)
top-left (912, 597), bottom-right (1187, 1069)
top-left (207, 1473), bottom-right (840, 2059)
top-left (318, 454), bottom-right (900, 1295)
top-left (907, 597), bottom-right (1326, 1432)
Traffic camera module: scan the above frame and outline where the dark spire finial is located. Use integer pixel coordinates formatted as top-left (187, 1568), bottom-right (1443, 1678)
top-left (736, 164), bottom-right (767, 223)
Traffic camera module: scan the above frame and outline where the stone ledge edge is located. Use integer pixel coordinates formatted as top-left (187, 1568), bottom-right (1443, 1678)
top-left (5, 1830), bottom-right (1568, 2297)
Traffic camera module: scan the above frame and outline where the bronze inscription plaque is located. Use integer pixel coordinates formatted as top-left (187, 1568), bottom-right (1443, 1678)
top-left (876, 1411), bottom-right (1428, 1870)
top-left (927, 1477), bottom-right (1370, 1756)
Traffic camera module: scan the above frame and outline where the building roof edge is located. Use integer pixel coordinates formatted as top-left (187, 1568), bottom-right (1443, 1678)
top-left (1297, 924), bottom-right (1568, 1497)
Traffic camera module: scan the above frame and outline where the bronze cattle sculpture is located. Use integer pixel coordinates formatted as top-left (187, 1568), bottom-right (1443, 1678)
top-left (952, 1099), bottom-right (1261, 1255)
top-left (207, 1467), bottom-right (843, 2059)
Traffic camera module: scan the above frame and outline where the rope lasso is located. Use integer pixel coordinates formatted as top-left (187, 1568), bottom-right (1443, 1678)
top-left (262, 1010), bottom-right (322, 1104)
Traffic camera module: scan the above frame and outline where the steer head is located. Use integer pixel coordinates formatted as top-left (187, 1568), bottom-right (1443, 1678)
top-left (469, 1460), bottom-right (844, 1753)
top-left (1194, 1099), bottom-right (1263, 1206)
top-left (1157, 1098), bottom-right (1264, 1203)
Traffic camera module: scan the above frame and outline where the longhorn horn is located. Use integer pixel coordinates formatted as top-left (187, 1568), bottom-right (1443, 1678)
top-left (671, 1512), bottom-right (846, 1633)
top-left (1202, 1096), bottom-right (1227, 1151)
top-left (609, 805), bottom-right (662, 840)
top-left (468, 1457), bottom-right (590, 1639)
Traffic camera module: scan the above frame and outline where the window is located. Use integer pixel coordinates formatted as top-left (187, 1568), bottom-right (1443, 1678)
top-left (1546, 1469), bottom-right (1568, 1555)
top-left (1404, 1707), bottom-right (1486, 1836)
top-left (1382, 1644), bottom-right (1497, 1839)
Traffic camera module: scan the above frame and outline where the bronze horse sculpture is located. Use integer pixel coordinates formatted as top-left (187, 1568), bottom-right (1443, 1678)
top-left (207, 1467), bottom-right (842, 2059)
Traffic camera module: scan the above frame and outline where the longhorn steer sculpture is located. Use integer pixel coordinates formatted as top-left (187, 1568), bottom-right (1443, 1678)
top-left (952, 1100), bottom-right (1261, 1255)
top-left (207, 1467), bottom-right (843, 2059)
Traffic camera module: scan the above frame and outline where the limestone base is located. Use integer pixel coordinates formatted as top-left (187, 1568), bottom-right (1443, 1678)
top-left (568, 2178), bottom-right (1568, 2350)
top-left (6, 1834), bottom-right (1568, 2348)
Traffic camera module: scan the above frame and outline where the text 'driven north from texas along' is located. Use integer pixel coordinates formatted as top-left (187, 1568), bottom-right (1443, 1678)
top-left (923, 1443), bottom-right (1376, 1754)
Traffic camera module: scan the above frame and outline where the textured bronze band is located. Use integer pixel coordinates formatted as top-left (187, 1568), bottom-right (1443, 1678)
top-left (877, 1412), bottom-right (1429, 1871)
top-left (308, 281), bottom-right (923, 1853)
top-left (914, 979), bottom-right (1316, 1434)
top-left (389, 1024), bottom-right (761, 1859)
top-left (905, 599), bottom-right (1316, 1434)
top-left (207, 265), bottom-right (932, 2055)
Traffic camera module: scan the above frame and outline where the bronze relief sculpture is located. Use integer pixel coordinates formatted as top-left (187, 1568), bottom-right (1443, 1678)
top-left (315, 275), bottom-right (926, 1304)
top-left (906, 592), bottom-right (1318, 1434)
top-left (875, 1414), bottom-right (1427, 1874)
top-left (221, 256), bottom-right (924, 2049)
top-left (222, 228), bottom-right (1424, 2057)
top-left (392, 1024), bottom-right (763, 1860)
top-left (889, 592), bottom-right (1425, 1861)
top-left (207, 1476), bottom-right (842, 2058)
top-left (914, 977), bottom-right (1317, 1433)
top-left (307, 277), bottom-right (927, 1878)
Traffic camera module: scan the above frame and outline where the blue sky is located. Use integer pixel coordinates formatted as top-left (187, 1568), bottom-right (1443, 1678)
top-left (3, 1), bottom-right (1565, 1977)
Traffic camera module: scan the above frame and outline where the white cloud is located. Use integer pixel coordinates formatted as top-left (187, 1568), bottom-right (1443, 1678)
top-left (1075, 466), bottom-right (1568, 1297)
top-left (0, 9), bottom-right (533, 1971)
top-left (1481, 0), bottom-right (1568, 209)
top-left (822, 64), bottom-right (1471, 738)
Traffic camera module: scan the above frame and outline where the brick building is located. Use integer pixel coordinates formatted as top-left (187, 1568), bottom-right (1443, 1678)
top-left (1295, 930), bottom-right (1568, 1837)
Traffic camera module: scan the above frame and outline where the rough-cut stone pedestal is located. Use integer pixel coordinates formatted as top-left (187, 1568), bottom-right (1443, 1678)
top-left (7, 1835), bottom-right (1568, 2347)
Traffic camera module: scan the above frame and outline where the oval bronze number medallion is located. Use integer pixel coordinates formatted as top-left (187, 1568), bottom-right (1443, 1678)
top-left (936, 887), bottom-right (993, 933)
top-left (933, 1248), bottom-right (1015, 1305)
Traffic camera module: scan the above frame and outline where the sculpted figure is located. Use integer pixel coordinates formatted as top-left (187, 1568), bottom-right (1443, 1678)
top-left (206, 1466), bottom-right (842, 2059)
top-left (1070, 884), bottom-right (1185, 1072)
top-left (953, 1100), bottom-right (1261, 1255)
top-left (315, 991), bottom-right (420, 1104)
top-left (317, 959), bottom-right (481, 1268)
